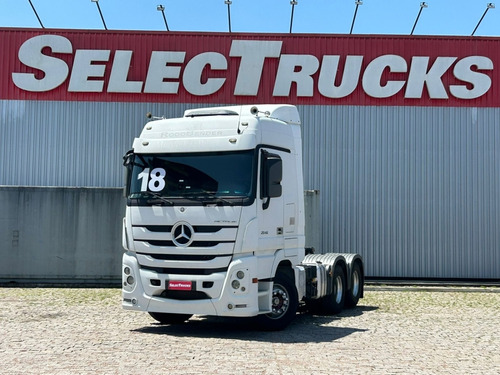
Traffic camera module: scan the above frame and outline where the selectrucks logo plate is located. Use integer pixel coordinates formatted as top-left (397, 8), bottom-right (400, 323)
top-left (2, 30), bottom-right (498, 107)
top-left (167, 281), bottom-right (193, 291)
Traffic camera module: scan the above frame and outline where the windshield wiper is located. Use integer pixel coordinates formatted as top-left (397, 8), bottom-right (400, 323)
top-left (183, 191), bottom-right (234, 206)
top-left (134, 191), bottom-right (174, 206)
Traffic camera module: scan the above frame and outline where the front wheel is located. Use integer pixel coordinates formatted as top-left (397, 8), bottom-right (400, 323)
top-left (256, 271), bottom-right (298, 331)
top-left (149, 312), bottom-right (193, 325)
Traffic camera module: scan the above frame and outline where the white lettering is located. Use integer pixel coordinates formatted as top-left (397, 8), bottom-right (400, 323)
top-left (229, 40), bottom-right (282, 96)
top-left (318, 55), bottom-right (363, 98)
top-left (11, 35), bottom-right (495, 102)
top-left (450, 56), bottom-right (493, 99)
top-left (405, 56), bottom-right (457, 99)
top-left (183, 52), bottom-right (227, 96)
top-left (144, 51), bottom-right (186, 94)
top-left (108, 51), bottom-right (143, 93)
top-left (68, 49), bottom-right (110, 92)
top-left (362, 55), bottom-right (407, 98)
top-left (273, 55), bottom-right (319, 97)
top-left (12, 35), bottom-right (72, 92)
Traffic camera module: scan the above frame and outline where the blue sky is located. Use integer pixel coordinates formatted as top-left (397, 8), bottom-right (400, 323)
top-left (0, 0), bottom-right (498, 36)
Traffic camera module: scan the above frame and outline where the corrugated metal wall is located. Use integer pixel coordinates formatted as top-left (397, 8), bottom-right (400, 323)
top-left (0, 101), bottom-right (206, 186)
top-left (1, 100), bottom-right (499, 279)
top-left (301, 105), bottom-right (500, 279)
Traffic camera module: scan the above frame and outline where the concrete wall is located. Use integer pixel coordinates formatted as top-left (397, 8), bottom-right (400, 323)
top-left (0, 187), bottom-right (124, 284)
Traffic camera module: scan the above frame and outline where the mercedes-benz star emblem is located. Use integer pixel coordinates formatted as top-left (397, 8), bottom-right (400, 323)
top-left (171, 222), bottom-right (194, 247)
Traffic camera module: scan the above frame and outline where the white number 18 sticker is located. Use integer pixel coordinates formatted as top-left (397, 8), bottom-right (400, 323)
top-left (137, 168), bottom-right (166, 192)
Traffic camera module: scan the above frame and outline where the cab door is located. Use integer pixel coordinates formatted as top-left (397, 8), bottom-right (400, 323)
top-left (257, 149), bottom-right (284, 251)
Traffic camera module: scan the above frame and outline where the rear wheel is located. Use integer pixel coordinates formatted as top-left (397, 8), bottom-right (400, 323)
top-left (257, 271), bottom-right (298, 331)
top-left (321, 264), bottom-right (346, 314)
top-left (345, 262), bottom-right (363, 308)
top-left (148, 312), bottom-right (193, 324)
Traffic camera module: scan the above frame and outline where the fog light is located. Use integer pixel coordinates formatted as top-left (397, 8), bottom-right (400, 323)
top-left (124, 267), bottom-right (131, 275)
top-left (231, 280), bottom-right (240, 289)
top-left (236, 270), bottom-right (245, 279)
top-left (126, 276), bottom-right (135, 285)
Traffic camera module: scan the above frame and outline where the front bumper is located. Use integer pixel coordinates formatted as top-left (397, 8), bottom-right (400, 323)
top-left (122, 252), bottom-right (264, 317)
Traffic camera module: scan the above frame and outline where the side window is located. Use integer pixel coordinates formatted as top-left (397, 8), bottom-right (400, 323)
top-left (260, 150), bottom-right (283, 209)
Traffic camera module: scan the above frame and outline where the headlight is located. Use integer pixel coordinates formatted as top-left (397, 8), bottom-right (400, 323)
top-left (231, 280), bottom-right (241, 289)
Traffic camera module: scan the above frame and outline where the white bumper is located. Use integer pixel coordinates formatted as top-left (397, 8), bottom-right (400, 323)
top-left (122, 252), bottom-right (264, 317)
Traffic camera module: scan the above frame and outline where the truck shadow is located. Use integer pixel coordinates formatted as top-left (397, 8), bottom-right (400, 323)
top-left (132, 304), bottom-right (378, 344)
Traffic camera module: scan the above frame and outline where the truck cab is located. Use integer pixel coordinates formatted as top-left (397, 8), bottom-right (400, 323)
top-left (122, 105), bottom-right (363, 330)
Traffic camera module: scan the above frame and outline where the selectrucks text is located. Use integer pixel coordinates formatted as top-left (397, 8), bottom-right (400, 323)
top-left (12, 35), bottom-right (493, 99)
top-left (121, 104), bottom-right (365, 330)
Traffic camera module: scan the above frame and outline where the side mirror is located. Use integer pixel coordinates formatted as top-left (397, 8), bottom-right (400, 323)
top-left (260, 150), bottom-right (282, 209)
top-left (123, 150), bottom-right (134, 167)
top-left (123, 150), bottom-right (134, 197)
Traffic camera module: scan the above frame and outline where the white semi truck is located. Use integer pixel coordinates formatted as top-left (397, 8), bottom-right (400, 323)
top-left (122, 104), bottom-right (364, 330)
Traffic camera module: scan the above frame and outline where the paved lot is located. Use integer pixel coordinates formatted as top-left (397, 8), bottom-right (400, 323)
top-left (0, 286), bottom-right (499, 375)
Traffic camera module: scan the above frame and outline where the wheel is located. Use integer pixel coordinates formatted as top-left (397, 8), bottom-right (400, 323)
top-left (321, 264), bottom-right (346, 314)
top-left (345, 262), bottom-right (363, 308)
top-left (148, 312), bottom-right (193, 324)
top-left (256, 271), bottom-right (298, 331)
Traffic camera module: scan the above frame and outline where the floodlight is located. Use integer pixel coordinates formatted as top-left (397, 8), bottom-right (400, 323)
top-left (472, 2), bottom-right (495, 36)
top-left (411, 2), bottom-right (428, 35)
top-left (290, 1), bottom-right (298, 33)
top-left (225, 0), bottom-right (232, 32)
top-left (91, 0), bottom-right (107, 30)
top-left (157, 4), bottom-right (169, 31)
top-left (350, 0), bottom-right (363, 34)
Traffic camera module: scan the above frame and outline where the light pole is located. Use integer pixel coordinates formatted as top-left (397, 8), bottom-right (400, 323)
top-left (225, 1), bottom-right (232, 33)
top-left (157, 5), bottom-right (170, 31)
top-left (350, 1), bottom-right (363, 34)
top-left (410, 2), bottom-right (428, 36)
top-left (28, 0), bottom-right (44, 28)
top-left (471, 3), bottom-right (495, 36)
top-left (91, 0), bottom-right (108, 30)
top-left (290, 1), bottom-right (298, 34)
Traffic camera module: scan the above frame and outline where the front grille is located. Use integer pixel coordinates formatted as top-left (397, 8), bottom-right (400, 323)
top-left (142, 225), bottom-right (235, 233)
top-left (141, 265), bottom-right (228, 275)
top-left (146, 240), bottom-right (231, 248)
top-left (133, 224), bottom-right (236, 274)
top-left (142, 253), bottom-right (217, 261)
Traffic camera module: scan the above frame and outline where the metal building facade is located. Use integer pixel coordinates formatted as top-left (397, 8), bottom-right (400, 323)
top-left (1, 29), bottom-right (499, 281)
top-left (301, 105), bottom-right (500, 279)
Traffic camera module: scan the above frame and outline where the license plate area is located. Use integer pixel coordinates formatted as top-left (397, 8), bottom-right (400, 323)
top-left (167, 280), bottom-right (193, 291)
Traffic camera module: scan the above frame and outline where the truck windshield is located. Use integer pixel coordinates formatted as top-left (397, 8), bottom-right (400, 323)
top-left (126, 150), bottom-right (256, 206)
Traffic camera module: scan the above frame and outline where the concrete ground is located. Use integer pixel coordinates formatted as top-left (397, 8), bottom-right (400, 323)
top-left (0, 286), bottom-right (499, 375)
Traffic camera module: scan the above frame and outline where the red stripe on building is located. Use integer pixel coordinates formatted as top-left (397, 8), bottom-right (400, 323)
top-left (1, 28), bottom-right (499, 107)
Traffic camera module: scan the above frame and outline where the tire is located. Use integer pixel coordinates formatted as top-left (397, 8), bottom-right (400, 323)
top-left (345, 262), bottom-right (363, 308)
top-left (321, 264), bottom-right (346, 314)
top-left (256, 271), bottom-right (298, 331)
top-left (148, 312), bottom-right (193, 325)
